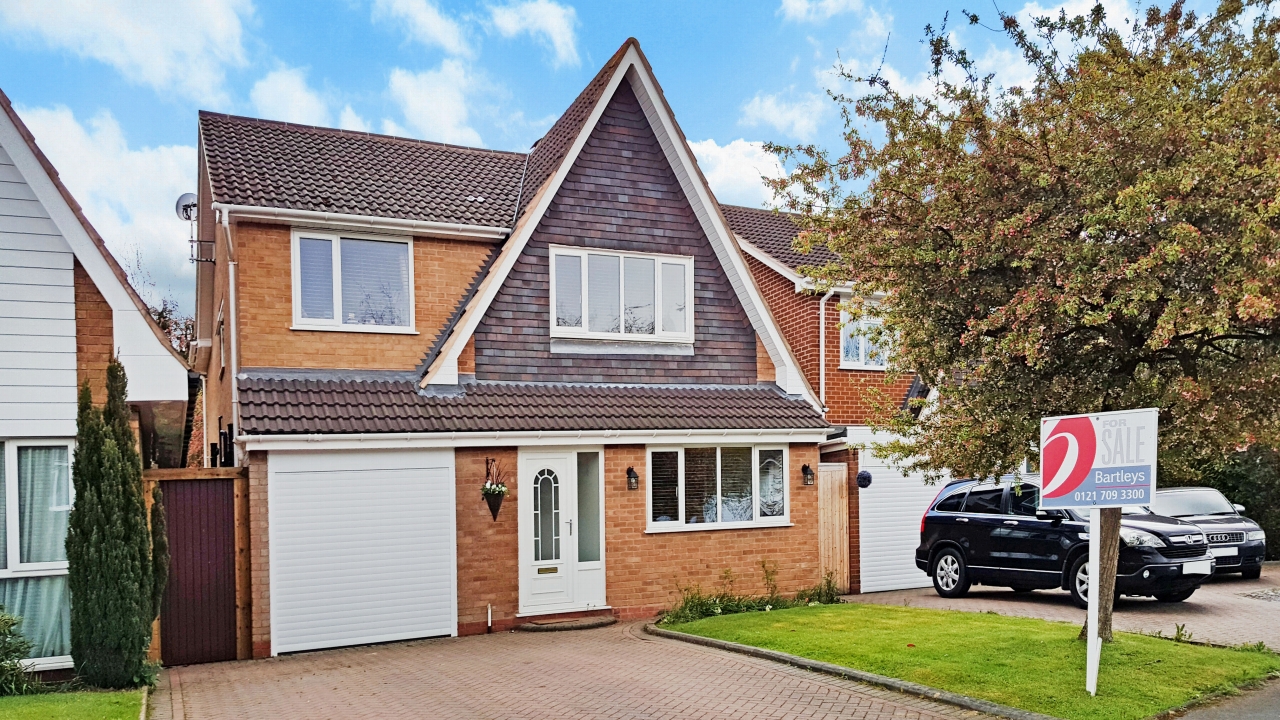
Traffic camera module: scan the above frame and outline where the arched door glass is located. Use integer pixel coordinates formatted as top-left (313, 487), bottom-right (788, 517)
top-left (533, 469), bottom-right (560, 562)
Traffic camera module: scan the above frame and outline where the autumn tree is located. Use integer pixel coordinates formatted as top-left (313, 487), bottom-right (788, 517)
top-left (769, 0), bottom-right (1280, 640)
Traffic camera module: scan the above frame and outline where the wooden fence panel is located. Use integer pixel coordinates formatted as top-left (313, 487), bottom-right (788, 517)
top-left (818, 463), bottom-right (850, 594)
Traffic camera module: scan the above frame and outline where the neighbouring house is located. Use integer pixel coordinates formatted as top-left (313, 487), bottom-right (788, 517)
top-left (729, 205), bottom-right (941, 594)
top-left (0, 89), bottom-right (192, 670)
top-left (190, 38), bottom-right (835, 659)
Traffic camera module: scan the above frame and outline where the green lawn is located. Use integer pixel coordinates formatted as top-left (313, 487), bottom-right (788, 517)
top-left (671, 603), bottom-right (1280, 720)
top-left (0, 690), bottom-right (142, 720)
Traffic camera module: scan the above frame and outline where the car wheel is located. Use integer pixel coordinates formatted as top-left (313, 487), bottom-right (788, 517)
top-left (1242, 566), bottom-right (1262, 580)
top-left (1069, 555), bottom-right (1090, 609)
top-left (1154, 588), bottom-right (1196, 603)
top-left (932, 549), bottom-right (971, 598)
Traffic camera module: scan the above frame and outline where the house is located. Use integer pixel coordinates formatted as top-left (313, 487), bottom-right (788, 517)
top-left (0, 89), bottom-right (192, 670)
top-left (190, 39), bottom-right (834, 658)
top-left (729, 205), bottom-right (941, 594)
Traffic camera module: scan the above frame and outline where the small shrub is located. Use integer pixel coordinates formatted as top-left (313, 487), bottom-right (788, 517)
top-left (795, 573), bottom-right (840, 605)
top-left (659, 566), bottom-right (844, 625)
top-left (0, 607), bottom-right (42, 696)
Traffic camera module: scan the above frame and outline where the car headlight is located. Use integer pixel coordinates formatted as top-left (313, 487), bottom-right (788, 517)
top-left (1247, 530), bottom-right (1266, 542)
top-left (1120, 528), bottom-right (1167, 547)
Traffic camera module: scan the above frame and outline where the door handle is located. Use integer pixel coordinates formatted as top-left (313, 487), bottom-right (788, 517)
top-left (956, 518), bottom-right (969, 523)
top-left (567, 519), bottom-right (573, 536)
top-left (1004, 520), bottom-right (1019, 525)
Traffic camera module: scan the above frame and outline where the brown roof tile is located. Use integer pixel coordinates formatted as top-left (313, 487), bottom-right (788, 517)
top-left (238, 370), bottom-right (827, 435)
top-left (721, 204), bottom-right (837, 270)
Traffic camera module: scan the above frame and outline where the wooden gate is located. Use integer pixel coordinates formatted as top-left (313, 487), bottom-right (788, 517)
top-left (147, 468), bottom-right (247, 666)
top-left (817, 463), bottom-right (850, 593)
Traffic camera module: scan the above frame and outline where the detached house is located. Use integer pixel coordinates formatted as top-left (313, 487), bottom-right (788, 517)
top-left (729, 206), bottom-right (941, 593)
top-left (192, 39), bottom-right (834, 658)
top-left (0, 89), bottom-right (192, 669)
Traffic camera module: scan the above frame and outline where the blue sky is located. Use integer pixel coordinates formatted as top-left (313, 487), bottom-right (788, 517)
top-left (0, 0), bottom-right (1149, 313)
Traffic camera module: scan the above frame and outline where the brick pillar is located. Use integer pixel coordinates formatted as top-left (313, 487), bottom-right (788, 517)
top-left (247, 451), bottom-right (271, 657)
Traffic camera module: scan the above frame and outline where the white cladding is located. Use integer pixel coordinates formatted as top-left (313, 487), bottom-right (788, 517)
top-left (268, 449), bottom-right (458, 654)
top-left (848, 426), bottom-right (950, 593)
top-left (0, 141), bottom-right (77, 437)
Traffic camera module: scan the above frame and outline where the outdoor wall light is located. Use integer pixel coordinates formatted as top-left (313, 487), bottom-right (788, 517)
top-left (626, 466), bottom-right (640, 490)
top-left (801, 464), bottom-right (815, 485)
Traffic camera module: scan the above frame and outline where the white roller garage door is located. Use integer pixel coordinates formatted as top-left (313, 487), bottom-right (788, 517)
top-left (269, 449), bottom-right (457, 654)
top-left (849, 427), bottom-right (950, 593)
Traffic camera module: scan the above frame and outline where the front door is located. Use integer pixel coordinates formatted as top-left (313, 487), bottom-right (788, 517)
top-left (519, 449), bottom-right (606, 614)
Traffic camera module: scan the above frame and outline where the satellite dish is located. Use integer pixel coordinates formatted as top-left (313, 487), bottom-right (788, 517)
top-left (175, 193), bottom-right (198, 221)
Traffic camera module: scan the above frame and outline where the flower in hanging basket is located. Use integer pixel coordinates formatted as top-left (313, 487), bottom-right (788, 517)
top-left (481, 479), bottom-right (509, 497)
top-left (482, 457), bottom-right (510, 498)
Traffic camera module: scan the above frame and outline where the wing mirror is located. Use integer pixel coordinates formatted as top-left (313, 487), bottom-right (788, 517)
top-left (1036, 509), bottom-right (1065, 523)
top-left (1233, 503), bottom-right (1246, 514)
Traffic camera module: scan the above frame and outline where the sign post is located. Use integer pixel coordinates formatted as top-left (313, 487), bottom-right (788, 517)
top-left (1039, 407), bottom-right (1158, 696)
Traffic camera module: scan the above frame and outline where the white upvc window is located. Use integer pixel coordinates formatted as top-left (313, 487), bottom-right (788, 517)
top-left (291, 229), bottom-right (417, 334)
top-left (840, 310), bottom-right (889, 370)
top-left (646, 446), bottom-right (789, 532)
top-left (549, 246), bottom-right (694, 343)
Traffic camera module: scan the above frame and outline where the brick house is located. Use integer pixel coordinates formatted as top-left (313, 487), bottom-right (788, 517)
top-left (727, 205), bottom-right (941, 594)
top-left (191, 39), bottom-right (835, 658)
top-left (0, 89), bottom-right (192, 670)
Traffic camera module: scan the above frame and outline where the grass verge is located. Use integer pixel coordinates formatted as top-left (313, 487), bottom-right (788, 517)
top-left (0, 689), bottom-right (143, 720)
top-left (671, 603), bottom-right (1280, 720)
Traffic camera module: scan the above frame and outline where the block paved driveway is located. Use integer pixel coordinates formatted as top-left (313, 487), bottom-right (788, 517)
top-left (152, 622), bottom-right (990, 720)
top-left (847, 563), bottom-right (1280, 649)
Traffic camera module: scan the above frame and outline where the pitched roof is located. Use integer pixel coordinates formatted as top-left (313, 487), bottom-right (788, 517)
top-left (720, 204), bottom-right (837, 270)
top-left (238, 370), bottom-right (828, 435)
top-left (199, 112), bottom-right (527, 228)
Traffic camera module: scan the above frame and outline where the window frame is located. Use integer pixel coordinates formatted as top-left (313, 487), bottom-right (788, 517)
top-left (1, 439), bottom-right (75, 578)
top-left (549, 245), bottom-right (695, 344)
top-left (289, 229), bottom-right (418, 335)
top-left (839, 308), bottom-right (888, 371)
top-left (645, 445), bottom-right (790, 533)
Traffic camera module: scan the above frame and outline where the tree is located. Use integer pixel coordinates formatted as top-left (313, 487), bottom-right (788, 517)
top-left (769, 0), bottom-right (1280, 641)
top-left (66, 360), bottom-right (163, 687)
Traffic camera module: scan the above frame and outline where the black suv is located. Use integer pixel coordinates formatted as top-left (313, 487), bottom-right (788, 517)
top-left (915, 477), bottom-right (1216, 608)
top-left (1151, 487), bottom-right (1267, 579)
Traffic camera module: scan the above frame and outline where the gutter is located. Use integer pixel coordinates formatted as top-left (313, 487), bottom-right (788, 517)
top-left (211, 202), bottom-right (509, 241)
top-left (818, 289), bottom-right (834, 415)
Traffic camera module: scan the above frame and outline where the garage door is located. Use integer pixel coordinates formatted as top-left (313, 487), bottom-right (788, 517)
top-left (849, 427), bottom-right (950, 593)
top-left (269, 449), bottom-right (456, 654)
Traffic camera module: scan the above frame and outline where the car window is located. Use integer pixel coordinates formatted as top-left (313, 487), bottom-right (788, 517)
top-left (1150, 489), bottom-right (1235, 517)
top-left (1008, 484), bottom-right (1039, 516)
top-left (963, 486), bottom-right (1004, 514)
top-left (934, 488), bottom-right (967, 512)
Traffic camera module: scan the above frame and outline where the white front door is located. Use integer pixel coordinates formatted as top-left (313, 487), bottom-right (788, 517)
top-left (519, 449), bottom-right (606, 614)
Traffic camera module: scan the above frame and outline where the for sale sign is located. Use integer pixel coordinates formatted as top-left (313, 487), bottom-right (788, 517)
top-left (1039, 408), bottom-right (1158, 509)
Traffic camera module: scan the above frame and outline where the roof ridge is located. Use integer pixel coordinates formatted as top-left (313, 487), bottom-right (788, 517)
top-left (197, 110), bottom-right (529, 159)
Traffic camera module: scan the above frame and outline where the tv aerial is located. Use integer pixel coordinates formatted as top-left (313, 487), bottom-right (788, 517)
top-left (175, 193), bottom-right (211, 263)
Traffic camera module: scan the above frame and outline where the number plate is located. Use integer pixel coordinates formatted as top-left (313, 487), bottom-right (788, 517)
top-left (1210, 546), bottom-right (1238, 557)
top-left (1182, 560), bottom-right (1213, 575)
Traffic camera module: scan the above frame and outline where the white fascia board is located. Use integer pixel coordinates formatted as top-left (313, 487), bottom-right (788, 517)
top-left (737, 236), bottom-right (804, 285)
top-left (240, 427), bottom-right (831, 452)
top-left (213, 203), bottom-right (509, 241)
top-left (0, 107), bottom-right (188, 403)
top-left (422, 51), bottom-right (635, 387)
top-left (622, 63), bottom-right (818, 409)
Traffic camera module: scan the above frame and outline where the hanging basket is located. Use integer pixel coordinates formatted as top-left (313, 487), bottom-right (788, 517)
top-left (483, 492), bottom-right (504, 521)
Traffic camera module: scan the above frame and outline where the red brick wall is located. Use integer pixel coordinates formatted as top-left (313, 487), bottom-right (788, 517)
top-left (603, 443), bottom-right (821, 620)
top-left (820, 446), bottom-right (861, 594)
top-left (74, 260), bottom-right (113, 405)
top-left (745, 256), bottom-right (914, 426)
top-left (455, 447), bottom-right (520, 635)
top-left (247, 450), bottom-right (270, 658)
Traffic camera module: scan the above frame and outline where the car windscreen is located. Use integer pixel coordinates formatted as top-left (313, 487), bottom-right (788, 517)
top-left (1150, 489), bottom-right (1234, 517)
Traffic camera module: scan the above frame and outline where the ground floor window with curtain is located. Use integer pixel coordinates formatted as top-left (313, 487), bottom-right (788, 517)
top-left (647, 445), bottom-right (788, 531)
top-left (1, 441), bottom-right (73, 663)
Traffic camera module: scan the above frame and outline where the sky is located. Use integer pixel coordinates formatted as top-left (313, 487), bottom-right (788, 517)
top-left (0, 0), bottom-right (1160, 315)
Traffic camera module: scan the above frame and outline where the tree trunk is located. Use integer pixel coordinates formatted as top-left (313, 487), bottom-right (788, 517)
top-left (1078, 507), bottom-right (1122, 642)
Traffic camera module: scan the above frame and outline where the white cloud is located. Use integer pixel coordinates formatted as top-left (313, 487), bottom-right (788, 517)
top-left (740, 92), bottom-right (828, 140)
top-left (387, 61), bottom-right (482, 145)
top-left (688, 139), bottom-right (786, 208)
top-left (339, 106), bottom-right (371, 132)
top-left (0, 0), bottom-right (252, 105)
top-left (372, 0), bottom-right (470, 56)
top-left (17, 105), bottom-right (197, 312)
top-left (780, 0), bottom-right (866, 22)
top-left (249, 67), bottom-right (330, 126)
top-left (490, 1), bottom-right (580, 68)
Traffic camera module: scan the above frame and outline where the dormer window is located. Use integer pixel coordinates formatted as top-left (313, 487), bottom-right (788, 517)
top-left (291, 230), bottom-right (416, 334)
top-left (549, 246), bottom-right (693, 343)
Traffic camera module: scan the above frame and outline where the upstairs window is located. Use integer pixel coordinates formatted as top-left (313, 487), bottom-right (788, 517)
top-left (550, 247), bottom-right (693, 343)
top-left (291, 231), bottom-right (415, 332)
top-left (840, 311), bottom-right (888, 370)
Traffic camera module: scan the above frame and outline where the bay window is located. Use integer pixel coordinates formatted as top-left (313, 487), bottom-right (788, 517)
top-left (647, 446), bottom-right (788, 531)
top-left (551, 246), bottom-right (693, 343)
top-left (840, 310), bottom-right (888, 370)
top-left (291, 230), bottom-right (415, 332)
top-left (1, 441), bottom-right (74, 665)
